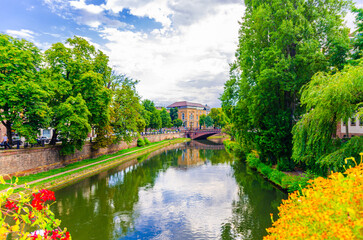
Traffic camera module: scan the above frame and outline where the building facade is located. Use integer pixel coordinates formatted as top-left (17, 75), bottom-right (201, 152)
top-left (336, 116), bottom-right (363, 138)
top-left (167, 101), bottom-right (210, 129)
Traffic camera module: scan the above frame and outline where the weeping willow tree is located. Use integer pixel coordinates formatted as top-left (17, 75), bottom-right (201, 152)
top-left (292, 60), bottom-right (363, 174)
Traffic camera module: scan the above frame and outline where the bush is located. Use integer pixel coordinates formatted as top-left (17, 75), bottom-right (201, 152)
top-left (276, 157), bottom-right (295, 171)
top-left (268, 169), bottom-right (285, 185)
top-left (144, 138), bottom-right (151, 145)
top-left (137, 138), bottom-right (145, 147)
top-left (258, 164), bottom-right (273, 176)
top-left (265, 161), bottom-right (363, 240)
top-left (246, 153), bottom-right (260, 168)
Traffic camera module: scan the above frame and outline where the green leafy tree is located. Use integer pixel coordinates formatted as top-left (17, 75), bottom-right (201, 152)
top-left (169, 107), bottom-right (178, 121)
top-left (44, 36), bottom-right (112, 153)
top-left (160, 108), bottom-right (172, 128)
top-left (199, 114), bottom-right (207, 129)
top-left (221, 0), bottom-right (352, 166)
top-left (56, 94), bottom-right (91, 155)
top-left (204, 115), bottom-right (214, 128)
top-left (142, 100), bottom-right (162, 129)
top-left (209, 108), bottom-right (228, 128)
top-left (173, 119), bottom-right (183, 128)
top-left (111, 79), bottom-right (143, 143)
top-left (0, 34), bottom-right (51, 144)
top-left (292, 60), bottom-right (363, 174)
top-left (149, 110), bottom-right (162, 130)
top-left (351, 7), bottom-right (363, 62)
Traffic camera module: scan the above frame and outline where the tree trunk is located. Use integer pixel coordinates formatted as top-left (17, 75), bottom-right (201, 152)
top-left (2, 120), bottom-right (13, 145)
top-left (49, 129), bottom-right (58, 145)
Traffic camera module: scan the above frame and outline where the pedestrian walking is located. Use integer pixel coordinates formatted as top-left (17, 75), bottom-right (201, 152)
top-left (2, 134), bottom-right (11, 149)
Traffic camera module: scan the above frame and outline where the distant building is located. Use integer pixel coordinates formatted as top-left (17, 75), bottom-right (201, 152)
top-left (336, 116), bottom-right (363, 138)
top-left (167, 101), bottom-right (210, 129)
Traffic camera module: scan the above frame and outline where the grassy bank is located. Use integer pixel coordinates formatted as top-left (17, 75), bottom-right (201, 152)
top-left (224, 139), bottom-right (314, 192)
top-left (1, 138), bottom-right (190, 192)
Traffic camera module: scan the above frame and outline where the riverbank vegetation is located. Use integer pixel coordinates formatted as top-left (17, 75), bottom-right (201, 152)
top-left (265, 159), bottom-right (363, 240)
top-left (221, 0), bottom-right (362, 177)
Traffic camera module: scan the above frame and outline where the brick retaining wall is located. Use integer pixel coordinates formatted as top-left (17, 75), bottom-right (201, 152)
top-left (0, 133), bottom-right (184, 176)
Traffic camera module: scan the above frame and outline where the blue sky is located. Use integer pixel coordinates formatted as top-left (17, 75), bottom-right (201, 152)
top-left (0, 0), bottom-right (362, 107)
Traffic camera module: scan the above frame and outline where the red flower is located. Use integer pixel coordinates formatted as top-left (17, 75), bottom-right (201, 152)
top-left (5, 200), bottom-right (19, 211)
top-left (50, 230), bottom-right (62, 240)
top-left (39, 189), bottom-right (56, 202)
top-left (61, 231), bottom-right (71, 240)
top-left (29, 232), bottom-right (38, 240)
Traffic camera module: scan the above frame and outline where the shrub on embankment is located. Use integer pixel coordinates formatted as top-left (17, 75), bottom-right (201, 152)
top-left (144, 138), bottom-right (151, 145)
top-left (137, 138), bottom-right (145, 147)
top-left (246, 153), bottom-right (314, 192)
top-left (264, 161), bottom-right (363, 240)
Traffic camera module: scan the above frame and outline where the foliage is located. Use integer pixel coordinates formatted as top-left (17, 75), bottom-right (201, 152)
top-left (204, 116), bottom-right (214, 128)
top-left (173, 119), bottom-right (183, 128)
top-left (169, 107), bottom-right (178, 121)
top-left (265, 158), bottom-right (363, 240)
top-left (137, 138), bottom-right (145, 147)
top-left (292, 60), bottom-right (363, 172)
top-left (221, 0), bottom-right (351, 167)
top-left (55, 94), bottom-right (91, 155)
top-left (208, 108), bottom-right (228, 128)
top-left (160, 108), bottom-right (172, 128)
top-left (0, 177), bottom-right (71, 239)
top-left (142, 100), bottom-right (162, 129)
top-left (199, 114), bottom-right (206, 128)
top-left (351, 6), bottom-right (363, 62)
top-left (144, 138), bottom-right (151, 145)
top-left (111, 78), bottom-right (143, 144)
top-left (44, 36), bottom-right (112, 153)
top-left (0, 34), bottom-right (51, 144)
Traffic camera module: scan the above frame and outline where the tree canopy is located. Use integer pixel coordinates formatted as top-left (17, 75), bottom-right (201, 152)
top-left (0, 34), bottom-right (50, 143)
top-left (221, 0), bottom-right (352, 168)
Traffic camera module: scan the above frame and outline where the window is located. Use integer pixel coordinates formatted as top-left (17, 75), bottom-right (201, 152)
top-left (182, 113), bottom-right (185, 120)
top-left (351, 117), bottom-right (356, 126)
top-left (190, 114), bottom-right (193, 120)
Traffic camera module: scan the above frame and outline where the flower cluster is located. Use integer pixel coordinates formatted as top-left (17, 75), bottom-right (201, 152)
top-left (264, 160), bottom-right (363, 240)
top-left (0, 177), bottom-right (71, 240)
top-left (31, 189), bottom-right (56, 210)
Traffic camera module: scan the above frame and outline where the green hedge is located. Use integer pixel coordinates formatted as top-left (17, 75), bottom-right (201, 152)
top-left (144, 138), bottom-right (151, 145)
top-left (137, 138), bottom-right (145, 147)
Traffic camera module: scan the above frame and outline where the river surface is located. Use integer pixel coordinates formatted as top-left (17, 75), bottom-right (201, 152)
top-left (52, 140), bottom-right (287, 240)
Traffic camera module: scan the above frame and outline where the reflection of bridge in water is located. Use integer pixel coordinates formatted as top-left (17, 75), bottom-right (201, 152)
top-left (185, 140), bottom-right (225, 150)
top-left (184, 129), bottom-right (222, 140)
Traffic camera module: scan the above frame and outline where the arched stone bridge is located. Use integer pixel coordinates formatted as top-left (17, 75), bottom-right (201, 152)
top-left (184, 129), bottom-right (222, 140)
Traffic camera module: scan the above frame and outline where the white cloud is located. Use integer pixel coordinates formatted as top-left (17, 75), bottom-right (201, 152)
top-left (6, 29), bottom-right (36, 40)
top-left (70, 0), bottom-right (104, 14)
top-left (99, 2), bottom-right (244, 107)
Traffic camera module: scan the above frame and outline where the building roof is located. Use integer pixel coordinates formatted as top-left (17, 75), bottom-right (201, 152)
top-left (167, 101), bottom-right (210, 110)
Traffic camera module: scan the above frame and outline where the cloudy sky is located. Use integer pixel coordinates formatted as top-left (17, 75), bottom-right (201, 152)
top-left (0, 0), bottom-right (362, 107)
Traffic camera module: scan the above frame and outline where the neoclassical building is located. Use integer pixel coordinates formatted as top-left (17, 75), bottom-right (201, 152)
top-left (167, 101), bottom-right (210, 129)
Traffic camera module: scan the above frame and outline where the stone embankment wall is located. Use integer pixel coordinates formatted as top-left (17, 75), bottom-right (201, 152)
top-left (0, 133), bottom-right (184, 176)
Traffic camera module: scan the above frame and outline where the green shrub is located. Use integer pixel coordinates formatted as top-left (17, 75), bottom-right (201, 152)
top-left (276, 157), bottom-right (295, 171)
top-left (144, 138), bottom-right (151, 145)
top-left (137, 138), bottom-right (145, 147)
top-left (246, 153), bottom-right (260, 168)
top-left (258, 164), bottom-right (273, 176)
top-left (268, 169), bottom-right (285, 185)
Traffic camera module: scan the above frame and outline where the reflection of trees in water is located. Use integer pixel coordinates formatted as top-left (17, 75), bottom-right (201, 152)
top-left (52, 148), bottom-right (184, 240)
top-left (52, 142), bottom-right (286, 240)
top-left (220, 161), bottom-right (287, 240)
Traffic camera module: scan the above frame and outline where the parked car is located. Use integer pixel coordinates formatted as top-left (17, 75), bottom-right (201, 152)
top-left (37, 136), bottom-right (50, 144)
top-left (11, 136), bottom-right (23, 146)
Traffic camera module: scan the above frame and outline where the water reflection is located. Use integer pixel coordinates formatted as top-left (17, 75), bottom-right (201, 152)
top-left (52, 141), bottom-right (287, 240)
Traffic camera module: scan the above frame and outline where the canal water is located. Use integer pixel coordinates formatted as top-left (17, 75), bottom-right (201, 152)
top-left (52, 140), bottom-right (287, 240)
